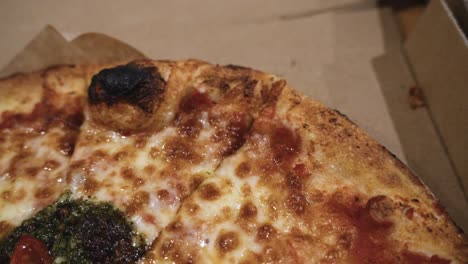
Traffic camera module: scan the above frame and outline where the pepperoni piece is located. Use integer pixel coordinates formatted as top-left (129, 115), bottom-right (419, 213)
top-left (10, 235), bottom-right (52, 264)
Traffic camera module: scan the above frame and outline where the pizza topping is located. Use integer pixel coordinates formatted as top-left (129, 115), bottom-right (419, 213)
top-left (0, 194), bottom-right (147, 263)
top-left (9, 235), bottom-right (52, 264)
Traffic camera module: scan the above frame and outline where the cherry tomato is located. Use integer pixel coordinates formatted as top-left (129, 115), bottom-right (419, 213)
top-left (10, 235), bottom-right (52, 264)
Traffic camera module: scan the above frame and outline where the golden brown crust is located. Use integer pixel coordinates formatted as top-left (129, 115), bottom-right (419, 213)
top-left (0, 71), bottom-right (44, 123)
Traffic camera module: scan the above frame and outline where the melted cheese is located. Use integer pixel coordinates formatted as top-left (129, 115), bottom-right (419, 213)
top-left (0, 128), bottom-right (70, 226)
top-left (146, 87), bottom-right (467, 264)
top-left (68, 63), bottom-right (277, 247)
top-left (0, 66), bottom-right (86, 238)
top-left (68, 118), bottom-right (219, 243)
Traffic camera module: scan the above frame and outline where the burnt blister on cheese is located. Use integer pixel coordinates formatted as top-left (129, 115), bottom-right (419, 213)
top-left (0, 193), bottom-right (147, 264)
top-left (88, 63), bottom-right (167, 133)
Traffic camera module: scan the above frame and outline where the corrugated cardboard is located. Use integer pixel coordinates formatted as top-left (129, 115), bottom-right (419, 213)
top-left (405, 0), bottom-right (468, 198)
top-left (374, 0), bottom-right (468, 231)
top-left (374, 8), bottom-right (468, 231)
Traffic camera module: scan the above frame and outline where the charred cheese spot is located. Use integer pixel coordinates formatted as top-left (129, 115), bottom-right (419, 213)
top-left (163, 138), bottom-right (201, 166)
top-left (216, 231), bottom-right (240, 253)
top-left (121, 167), bottom-right (136, 181)
top-left (149, 147), bottom-right (160, 158)
top-left (167, 219), bottom-right (183, 232)
top-left (199, 183), bottom-right (221, 201)
top-left (186, 203), bottom-right (200, 215)
top-left (175, 184), bottom-right (188, 198)
top-left (239, 201), bottom-right (257, 219)
top-left (42, 160), bottom-right (60, 171)
top-left (0, 191), bottom-right (11, 202)
top-left (25, 167), bottom-right (40, 178)
top-left (287, 193), bottom-right (308, 215)
top-left (144, 165), bottom-right (156, 175)
top-left (286, 170), bottom-right (306, 191)
top-left (126, 191), bottom-right (150, 215)
top-left (159, 239), bottom-right (174, 256)
top-left (134, 177), bottom-right (145, 187)
top-left (257, 224), bottom-right (276, 241)
top-left (0, 221), bottom-right (13, 237)
top-left (157, 189), bottom-right (170, 202)
top-left (34, 187), bottom-right (52, 199)
top-left (177, 114), bottom-right (202, 138)
top-left (1, 189), bottom-right (26, 203)
top-left (189, 174), bottom-right (205, 191)
top-left (236, 162), bottom-right (251, 178)
top-left (134, 136), bottom-right (148, 149)
top-left (83, 178), bottom-right (99, 195)
top-left (113, 151), bottom-right (129, 161)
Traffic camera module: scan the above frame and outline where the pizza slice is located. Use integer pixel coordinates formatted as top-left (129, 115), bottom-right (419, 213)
top-left (147, 86), bottom-right (468, 263)
top-left (0, 65), bottom-right (88, 238)
top-left (66, 60), bottom-right (283, 248)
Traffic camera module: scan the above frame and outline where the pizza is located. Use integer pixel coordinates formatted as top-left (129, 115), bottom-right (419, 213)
top-left (0, 59), bottom-right (466, 264)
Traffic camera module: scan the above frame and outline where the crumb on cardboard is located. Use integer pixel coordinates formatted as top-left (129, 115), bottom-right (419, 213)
top-left (408, 85), bottom-right (425, 109)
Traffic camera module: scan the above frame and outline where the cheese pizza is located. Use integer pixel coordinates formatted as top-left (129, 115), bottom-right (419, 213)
top-left (0, 60), bottom-right (466, 264)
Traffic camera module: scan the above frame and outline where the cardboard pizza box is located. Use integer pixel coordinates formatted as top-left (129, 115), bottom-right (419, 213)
top-left (0, 0), bottom-right (466, 230)
top-left (404, 0), bottom-right (468, 200)
top-left (373, 0), bottom-right (468, 231)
